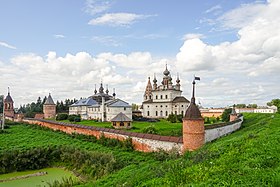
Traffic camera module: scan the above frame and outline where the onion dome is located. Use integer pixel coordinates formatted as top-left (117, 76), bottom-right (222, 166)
top-left (106, 85), bottom-right (109, 94)
top-left (94, 84), bottom-right (97, 94)
top-left (163, 64), bottom-right (170, 76)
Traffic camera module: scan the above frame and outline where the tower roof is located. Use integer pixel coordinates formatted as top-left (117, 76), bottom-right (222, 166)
top-left (163, 64), bottom-right (170, 76)
top-left (184, 78), bottom-right (202, 120)
top-left (44, 93), bottom-right (55, 105)
top-left (4, 92), bottom-right (13, 103)
top-left (111, 112), bottom-right (132, 122)
top-left (145, 77), bottom-right (152, 95)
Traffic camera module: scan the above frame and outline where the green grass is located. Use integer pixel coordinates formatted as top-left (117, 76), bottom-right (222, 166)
top-left (61, 119), bottom-right (183, 136)
top-left (1, 113), bottom-right (279, 186)
top-left (0, 168), bottom-right (78, 187)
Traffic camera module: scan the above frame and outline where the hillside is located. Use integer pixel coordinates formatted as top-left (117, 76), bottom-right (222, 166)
top-left (89, 113), bottom-right (280, 186)
top-left (0, 113), bottom-right (279, 186)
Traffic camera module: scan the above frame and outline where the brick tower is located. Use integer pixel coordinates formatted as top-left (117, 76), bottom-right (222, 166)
top-left (4, 88), bottom-right (15, 117)
top-left (230, 104), bottom-right (238, 122)
top-left (43, 93), bottom-right (56, 119)
top-left (182, 78), bottom-right (205, 152)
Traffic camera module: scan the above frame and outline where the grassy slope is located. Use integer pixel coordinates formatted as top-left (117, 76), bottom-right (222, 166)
top-left (1, 113), bottom-right (279, 186)
top-left (88, 113), bottom-right (280, 186)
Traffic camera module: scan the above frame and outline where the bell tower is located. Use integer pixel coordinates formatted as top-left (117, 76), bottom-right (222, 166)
top-left (4, 87), bottom-right (15, 117)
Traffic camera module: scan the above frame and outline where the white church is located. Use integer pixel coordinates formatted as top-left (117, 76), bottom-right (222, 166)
top-left (142, 65), bottom-right (190, 118)
top-left (69, 83), bottom-right (132, 121)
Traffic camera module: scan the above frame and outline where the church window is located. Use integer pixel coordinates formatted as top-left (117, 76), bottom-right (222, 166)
top-left (113, 122), bottom-right (116, 126)
top-left (160, 111), bottom-right (163, 116)
top-left (124, 107), bottom-right (126, 110)
top-left (182, 105), bottom-right (184, 107)
top-left (128, 122), bottom-right (130, 126)
top-left (147, 111), bottom-right (150, 116)
top-left (160, 95), bottom-right (163, 99)
top-left (156, 95), bottom-right (158, 99)
top-left (149, 95), bottom-right (152, 99)
top-left (160, 105), bottom-right (162, 108)
top-left (166, 95), bottom-right (168, 99)
top-left (175, 111), bottom-right (177, 115)
top-left (156, 111), bottom-right (158, 116)
top-left (181, 111), bottom-right (184, 115)
top-left (166, 105), bottom-right (168, 107)
top-left (156, 105), bottom-right (157, 107)
top-left (166, 111), bottom-right (168, 116)
top-left (120, 122), bottom-right (124, 126)
top-left (175, 105), bottom-right (177, 107)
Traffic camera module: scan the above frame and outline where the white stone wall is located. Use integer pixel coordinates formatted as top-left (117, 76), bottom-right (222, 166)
top-left (205, 116), bottom-right (243, 143)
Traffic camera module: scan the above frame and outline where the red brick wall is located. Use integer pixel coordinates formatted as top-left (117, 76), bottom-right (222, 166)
top-left (22, 119), bottom-right (183, 153)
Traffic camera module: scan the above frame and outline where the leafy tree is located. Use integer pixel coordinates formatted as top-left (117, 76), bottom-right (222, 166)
top-left (247, 104), bottom-right (258, 108)
top-left (132, 103), bottom-right (139, 111)
top-left (221, 108), bottom-right (232, 122)
top-left (167, 113), bottom-right (177, 123)
top-left (267, 99), bottom-right (280, 113)
top-left (236, 104), bottom-right (246, 108)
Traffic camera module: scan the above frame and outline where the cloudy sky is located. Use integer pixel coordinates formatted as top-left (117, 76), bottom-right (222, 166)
top-left (1, 0), bottom-right (279, 108)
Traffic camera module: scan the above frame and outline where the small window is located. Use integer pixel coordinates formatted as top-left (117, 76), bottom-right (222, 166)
top-left (148, 105), bottom-right (149, 108)
top-left (113, 122), bottom-right (116, 126)
top-left (120, 122), bottom-right (124, 126)
top-left (124, 107), bottom-right (126, 110)
top-left (128, 122), bottom-right (130, 126)
top-left (175, 111), bottom-right (177, 115)
top-left (175, 105), bottom-right (177, 107)
top-left (181, 111), bottom-right (184, 115)
top-left (166, 111), bottom-right (168, 116)
top-left (166, 105), bottom-right (168, 107)
top-left (147, 111), bottom-right (150, 116)
top-left (182, 105), bottom-right (184, 107)
top-left (156, 95), bottom-right (158, 99)
top-left (149, 95), bottom-right (152, 99)
top-left (156, 105), bottom-right (158, 107)
top-left (156, 111), bottom-right (158, 116)
top-left (160, 95), bottom-right (163, 99)
top-left (166, 95), bottom-right (168, 99)
top-left (160, 105), bottom-right (162, 108)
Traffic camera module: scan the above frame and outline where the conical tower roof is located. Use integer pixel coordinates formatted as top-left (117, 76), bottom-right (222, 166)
top-left (4, 92), bottom-right (13, 103)
top-left (44, 93), bottom-right (55, 105)
top-left (145, 77), bottom-right (152, 95)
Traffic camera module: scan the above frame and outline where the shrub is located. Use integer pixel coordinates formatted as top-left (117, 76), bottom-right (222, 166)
top-left (68, 114), bottom-right (80, 122)
top-left (56, 113), bottom-right (68, 121)
top-left (167, 113), bottom-right (177, 123)
top-left (142, 125), bottom-right (158, 134)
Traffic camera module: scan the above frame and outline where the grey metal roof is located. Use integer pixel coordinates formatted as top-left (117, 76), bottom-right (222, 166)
top-left (107, 99), bottom-right (131, 107)
top-left (172, 96), bottom-right (190, 103)
top-left (111, 112), bottom-right (132, 122)
top-left (71, 97), bottom-right (98, 106)
top-left (44, 94), bottom-right (55, 105)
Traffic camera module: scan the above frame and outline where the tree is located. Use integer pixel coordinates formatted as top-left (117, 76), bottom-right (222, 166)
top-left (236, 104), bottom-right (246, 108)
top-left (267, 99), bottom-right (280, 113)
top-left (132, 103), bottom-right (139, 111)
top-left (0, 95), bottom-right (3, 114)
top-left (247, 104), bottom-right (257, 108)
top-left (221, 108), bottom-right (232, 122)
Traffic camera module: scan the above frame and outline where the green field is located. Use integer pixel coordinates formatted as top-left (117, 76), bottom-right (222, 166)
top-left (0, 168), bottom-right (78, 187)
top-left (1, 113), bottom-right (279, 186)
top-left (62, 119), bottom-right (183, 136)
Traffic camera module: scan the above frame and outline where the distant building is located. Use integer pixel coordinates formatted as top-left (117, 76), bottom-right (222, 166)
top-left (69, 83), bottom-right (132, 121)
top-left (43, 93), bottom-right (56, 119)
top-left (236, 106), bottom-right (277, 114)
top-left (200, 108), bottom-right (224, 118)
top-left (142, 65), bottom-right (190, 118)
top-left (4, 88), bottom-right (15, 117)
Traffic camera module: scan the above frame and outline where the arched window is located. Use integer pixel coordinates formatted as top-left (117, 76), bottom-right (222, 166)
top-left (160, 95), bottom-right (163, 99)
top-left (165, 95), bottom-right (168, 99)
top-left (166, 111), bottom-right (168, 116)
top-left (156, 111), bottom-right (158, 116)
top-left (181, 111), bottom-right (184, 115)
top-left (147, 111), bottom-right (150, 116)
top-left (156, 95), bottom-right (158, 99)
top-left (149, 95), bottom-right (152, 99)
top-left (160, 111), bottom-right (163, 116)
top-left (120, 122), bottom-right (124, 126)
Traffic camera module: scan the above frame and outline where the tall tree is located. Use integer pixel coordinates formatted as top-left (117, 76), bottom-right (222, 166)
top-left (267, 99), bottom-right (280, 113)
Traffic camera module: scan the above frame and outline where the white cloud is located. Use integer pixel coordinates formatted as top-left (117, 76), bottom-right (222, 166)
top-left (84, 0), bottom-right (112, 15)
top-left (53, 34), bottom-right (65, 39)
top-left (205, 5), bottom-right (222, 14)
top-left (0, 41), bottom-right (16, 49)
top-left (182, 33), bottom-right (205, 40)
top-left (88, 13), bottom-right (156, 27)
top-left (91, 36), bottom-right (121, 47)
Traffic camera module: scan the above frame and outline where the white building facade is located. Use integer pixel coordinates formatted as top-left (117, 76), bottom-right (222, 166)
top-left (142, 65), bottom-right (190, 118)
top-left (69, 83), bottom-right (132, 121)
